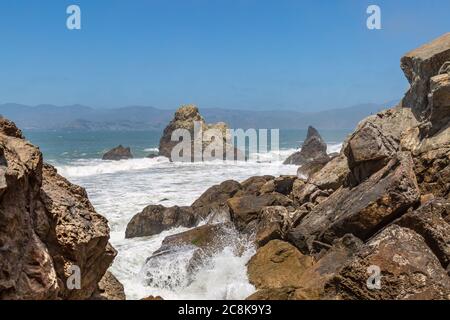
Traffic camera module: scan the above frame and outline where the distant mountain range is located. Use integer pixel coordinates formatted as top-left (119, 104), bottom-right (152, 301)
top-left (0, 101), bottom-right (398, 131)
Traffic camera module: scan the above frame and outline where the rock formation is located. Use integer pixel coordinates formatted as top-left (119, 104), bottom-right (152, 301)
top-left (158, 104), bottom-right (240, 161)
top-left (125, 33), bottom-right (450, 301)
top-left (0, 118), bottom-right (118, 300)
top-left (102, 145), bottom-right (133, 161)
top-left (283, 126), bottom-right (330, 177)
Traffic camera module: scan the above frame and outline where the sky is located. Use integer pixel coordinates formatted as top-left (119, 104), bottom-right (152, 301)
top-left (0, 0), bottom-right (449, 111)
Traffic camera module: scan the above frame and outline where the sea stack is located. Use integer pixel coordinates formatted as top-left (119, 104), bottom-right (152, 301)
top-left (283, 126), bottom-right (330, 175)
top-left (158, 104), bottom-right (239, 161)
top-left (102, 145), bottom-right (133, 161)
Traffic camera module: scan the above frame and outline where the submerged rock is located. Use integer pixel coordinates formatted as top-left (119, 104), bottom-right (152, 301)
top-left (283, 126), bottom-right (329, 167)
top-left (102, 145), bottom-right (133, 160)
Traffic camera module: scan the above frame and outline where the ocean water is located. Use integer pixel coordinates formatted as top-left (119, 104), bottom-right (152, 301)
top-left (24, 129), bottom-right (349, 300)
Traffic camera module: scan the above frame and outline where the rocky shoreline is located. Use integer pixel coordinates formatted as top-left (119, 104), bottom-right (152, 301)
top-left (0, 33), bottom-right (449, 300)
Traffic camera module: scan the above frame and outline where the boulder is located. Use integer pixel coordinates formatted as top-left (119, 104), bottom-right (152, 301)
top-left (308, 154), bottom-right (350, 191)
top-left (247, 240), bottom-right (314, 290)
top-left (395, 198), bottom-right (450, 269)
top-left (91, 271), bottom-right (126, 300)
top-left (102, 145), bottom-right (133, 160)
top-left (191, 180), bottom-right (241, 221)
top-left (0, 119), bottom-right (116, 300)
top-left (125, 205), bottom-right (196, 238)
top-left (228, 193), bottom-right (293, 231)
top-left (324, 225), bottom-right (450, 300)
top-left (158, 105), bottom-right (239, 161)
top-left (297, 156), bottom-right (330, 179)
top-left (283, 126), bottom-right (329, 166)
top-left (289, 152), bottom-right (420, 254)
top-left (235, 175), bottom-right (274, 196)
top-left (400, 32), bottom-right (450, 120)
top-left (344, 106), bottom-right (418, 185)
top-left (255, 206), bottom-right (292, 247)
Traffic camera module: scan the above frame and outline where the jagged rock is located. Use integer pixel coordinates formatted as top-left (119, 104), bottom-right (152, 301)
top-left (428, 72), bottom-right (450, 134)
top-left (158, 105), bottom-right (239, 161)
top-left (297, 156), bottom-right (330, 179)
top-left (255, 206), bottom-right (292, 247)
top-left (235, 175), bottom-right (274, 197)
top-left (91, 271), bottom-right (126, 300)
top-left (102, 145), bottom-right (133, 161)
top-left (401, 32), bottom-right (450, 120)
top-left (283, 126), bottom-right (329, 166)
top-left (395, 198), bottom-right (450, 269)
top-left (125, 205), bottom-right (196, 238)
top-left (191, 180), bottom-right (241, 222)
top-left (308, 154), bottom-right (350, 191)
top-left (344, 106), bottom-right (418, 185)
top-left (0, 119), bottom-right (116, 300)
top-left (228, 193), bottom-right (293, 231)
top-left (289, 152), bottom-right (420, 254)
top-left (324, 225), bottom-right (450, 300)
top-left (247, 240), bottom-right (314, 291)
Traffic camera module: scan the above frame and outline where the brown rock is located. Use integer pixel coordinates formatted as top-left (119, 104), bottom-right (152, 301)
top-left (324, 225), bottom-right (450, 300)
top-left (228, 193), bottom-right (293, 231)
top-left (401, 32), bottom-right (450, 120)
top-left (283, 126), bottom-right (329, 166)
top-left (308, 154), bottom-right (350, 191)
top-left (102, 145), bottom-right (133, 160)
top-left (0, 119), bottom-right (116, 300)
top-left (91, 271), bottom-right (126, 300)
top-left (289, 152), bottom-right (420, 254)
top-left (255, 206), bottom-right (292, 247)
top-left (142, 295), bottom-right (164, 300)
top-left (247, 240), bottom-right (314, 290)
top-left (125, 205), bottom-right (196, 238)
top-left (297, 156), bottom-right (330, 179)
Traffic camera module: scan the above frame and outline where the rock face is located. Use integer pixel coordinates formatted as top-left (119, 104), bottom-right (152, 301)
top-left (102, 145), bottom-right (133, 160)
top-left (0, 118), bottom-right (116, 300)
top-left (91, 271), bottom-right (126, 300)
top-left (158, 105), bottom-right (239, 161)
top-left (283, 126), bottom-right (329, 168)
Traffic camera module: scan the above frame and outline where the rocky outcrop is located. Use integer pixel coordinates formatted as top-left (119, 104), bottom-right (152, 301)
top-left (125, 205), bottom-right (196, 238)
top-left (91, 271), bottom-right (126, 300)
top-left (0, 119), bottom-right (116, 300)
top-left (283, 126), bottom-right (329, 168)
top-left (158, 105), bottom-right (239, 161)
top-left (102, 145), bottom-right (133, 161)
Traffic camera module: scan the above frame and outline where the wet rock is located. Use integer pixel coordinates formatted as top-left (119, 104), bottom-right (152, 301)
top-left (289, 152), bottom-right (420, 254)
top-left (324, 225), bottom-right (450, 300)
top-left (191, 180), bottom-right (241, 221)
top-left (125, 205), bottom-right (196, 238)
top-left (102, 145), bottom-right (133, 160)
top-left (283, 126), bottom-right (329, 166)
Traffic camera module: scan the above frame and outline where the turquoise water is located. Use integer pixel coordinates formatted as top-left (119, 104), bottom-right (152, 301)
top-left (23, 129), bottom-right (351, 164)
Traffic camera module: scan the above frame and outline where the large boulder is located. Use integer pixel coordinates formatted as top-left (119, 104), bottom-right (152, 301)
top-left (158, 105), bottom-right (239, 161)
top-left (0, 119), bottom-right (116, 300)
top-left (324, 225), bottom-right (450, 300)
top-left (400, 32), bottom-right (450, 120)
top-left (344, 106), bottom-right (418, 185)
top-left (247, 240), bottom-right (314, 292)
top-left (283, 126), bottom-right (329, 166)
top-left (308, 154), bottom-right (350, 191)
top-left (125, 205), bottom-right (196, 238)
top-left (102, 145), bottom-right (133, 161)
top-left (289, 152), bottom-right (420, 254)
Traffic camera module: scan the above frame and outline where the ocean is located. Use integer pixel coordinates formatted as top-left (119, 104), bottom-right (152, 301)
top-left (24, 129), bottom-right (350, 300)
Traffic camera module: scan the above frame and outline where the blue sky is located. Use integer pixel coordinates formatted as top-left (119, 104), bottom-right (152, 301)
top-left (0, 0), bottom-right (449, 111)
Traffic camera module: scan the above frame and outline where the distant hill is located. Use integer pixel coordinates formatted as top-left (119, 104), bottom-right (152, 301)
top-left (0, 101), bottom-right (398, 131)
